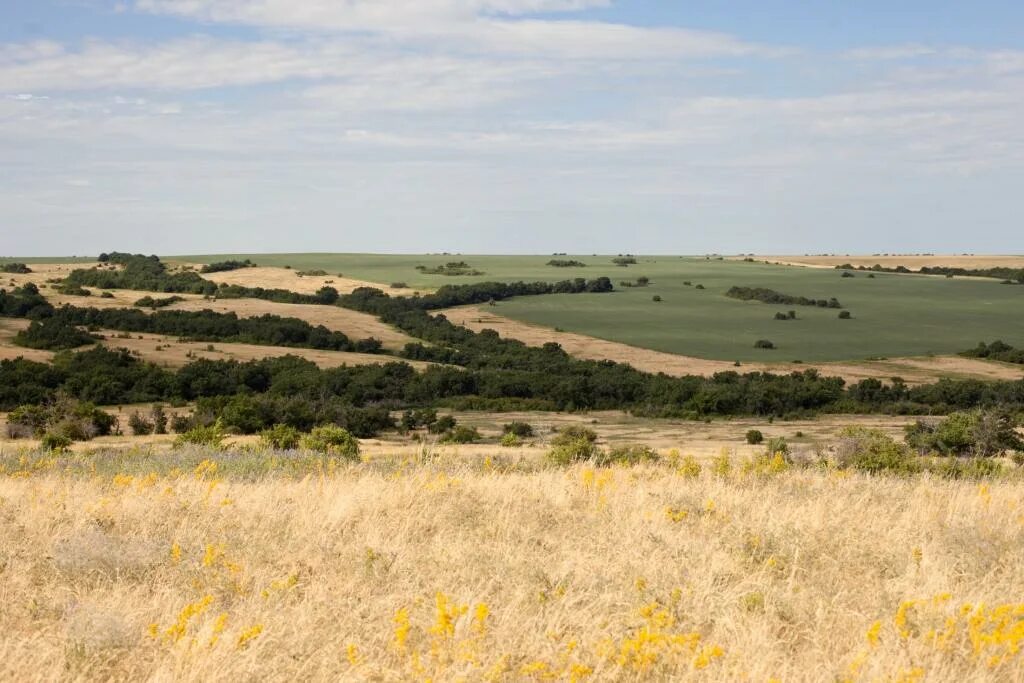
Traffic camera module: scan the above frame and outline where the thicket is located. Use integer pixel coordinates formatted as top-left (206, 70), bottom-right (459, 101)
top-left (960, 340), bottom-right (1024, 365)
top-left (727, 286), bottom-right (842, 309)
top-left (199, 259), bottom-right (255, 273)
top-left (70, 253), bottom-right (217, 294)
top-left (13, 318), bottom-right (98, 350)
top-left (134, 295), bottom-right (184, 308)
top-left (547, 260), bottom-right (586, 267)
top-left (1, 263), bottom-right (31, 274)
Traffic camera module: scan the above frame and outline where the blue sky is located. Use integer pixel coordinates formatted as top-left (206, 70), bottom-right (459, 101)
top-left (1, 1), bottom-right (1022, 256)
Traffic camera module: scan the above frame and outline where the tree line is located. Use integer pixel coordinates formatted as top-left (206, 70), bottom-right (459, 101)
top-left (726, 286), bottom-right (842, 309)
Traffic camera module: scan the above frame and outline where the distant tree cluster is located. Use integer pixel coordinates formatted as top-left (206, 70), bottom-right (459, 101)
top-left (1, 263), bottom-right (32, 274)
top-left (612, 256), bottom-right (637, 266)
top-left (415, 262), bottom-right (485, 276)
top-left (199, 259), bottom-right (255, 273)
top-left (960, 340), bottom-right (1024, 365)
top-left (835, 263), bottom-right (1024, 283)
top-left (14, 318), bottom-right (98, 350)
top-left (133, 295), bottom-right (185, 308)
top-left (726, 286), bottom-right (842, 309)
top-left (546, 260), bottom-right (587, 268)
top-left (71, 252), bottom-right (218, 294)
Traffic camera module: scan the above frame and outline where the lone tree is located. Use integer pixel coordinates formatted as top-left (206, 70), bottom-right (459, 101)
top-left (838, 311), bottom-right (852, 319)
top-left (754, 339), bottom-right (776, 349)
top-left (652, 295), bottom-right (662, 302)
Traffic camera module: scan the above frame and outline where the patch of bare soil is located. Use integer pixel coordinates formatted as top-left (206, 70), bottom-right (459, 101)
top-left (440, 305), bottom-right (1023, 385)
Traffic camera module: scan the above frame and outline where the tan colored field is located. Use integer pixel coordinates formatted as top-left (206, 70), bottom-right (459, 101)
top-left (1, 447), bottom-right (1022, 681)
top-left (3, 262), bottom-right (416, 352)
top-left (188, 264), bottom-right (417, 296)
top-left (0, 322), bottom-right (426, 374)
top-left (739, 254), bottom-right (1024, 271)
top-left (0, 409), bottom-right (914, 459)
top-left (441, 306), bottom-right (1023, 386)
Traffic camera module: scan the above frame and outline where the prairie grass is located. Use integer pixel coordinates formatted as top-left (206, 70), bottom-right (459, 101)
top-left (1, 448), bottom-right (1023, 681)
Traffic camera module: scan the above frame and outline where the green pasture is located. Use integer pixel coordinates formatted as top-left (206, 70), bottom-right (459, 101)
top-left (147, 254), bottom-right (1024, 362)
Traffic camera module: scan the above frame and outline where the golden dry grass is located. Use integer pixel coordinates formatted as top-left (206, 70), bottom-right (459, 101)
top-left (441, 306), bottom-right (1023, 385)
top-left (1, 449), bottom-right (1022, 682)
top-left (187, 265), bottom-right (418, 296)
top-left (738, 255), bottom-right (1024, 271)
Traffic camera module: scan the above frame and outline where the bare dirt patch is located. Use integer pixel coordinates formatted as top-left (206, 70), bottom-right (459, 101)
top-left (441, 305), bottom-right (1023, 385)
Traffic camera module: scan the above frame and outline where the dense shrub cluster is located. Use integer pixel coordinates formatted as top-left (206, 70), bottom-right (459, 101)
top-left (415, 262), bottom-right (484, 276)
top-left (13, 318), bottom-right (98, 350)
top-left (133, 295), bottom-right (185, 308)
top-left (72, 252), bottom-right (218, 294)
top-left (961, 340), bottom-right (1024, 365)
top-left (727, 286), bottom-right (842, 309)
top-left (199, 259), bottom-right (256, 273)
top-left (1, 262), bottom-right (32, 274)
top-left (836, 263), bottom-right (1024, 283)
top-left (546, 260), bottom-right (586, 267)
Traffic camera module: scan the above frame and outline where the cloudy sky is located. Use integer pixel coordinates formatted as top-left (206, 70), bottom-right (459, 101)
top-left (2, 1), bottom-right (1023, 256)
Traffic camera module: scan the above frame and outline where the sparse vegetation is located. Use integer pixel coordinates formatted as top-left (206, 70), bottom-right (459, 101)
top-left (726, 286), bottom-right (842, 309)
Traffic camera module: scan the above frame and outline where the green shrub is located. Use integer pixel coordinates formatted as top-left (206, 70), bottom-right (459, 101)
top-left (301, 425), bottom-right (360, 461)
top-left (128, 411), bottom-right (154, 436)
top-left (41, 431), bottom-right (73, 451)
top-left (833, 427), bottom-right (918, 474)
top-left (260, 424), bottom-right (302, 450)
top-left (594, 444), bottom-right (659, 466)
top-left (765, 436), bottom-right (789, 455)
top-left (442, 425), bottom-right (480, 444)
top-left (930, 458), bottom-right (1004, 480)
top-left (754, 339), bottom-right (775, 349)
top-left (547, 425), bottom-right (600, 464)
top-left (745, 429), bottom-right (764, 445)
top-left (502, 421), bottom-right (534, 438)
top-left (838, 311), bottom-right (852, 319)
top-left (905, 410), bottom-right (1023, 457)
top-left (174, 419), bottom-right (227, 449)
top-left (427, 415), bottom-right (457, 434)
top-left (500, 432), bottom-right (522, 447)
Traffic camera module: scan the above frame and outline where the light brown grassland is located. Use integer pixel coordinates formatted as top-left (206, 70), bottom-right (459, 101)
top-left (1, 448), bottom-right (1023, 682)
top-left (737, 255), bottom-right (1024, 271)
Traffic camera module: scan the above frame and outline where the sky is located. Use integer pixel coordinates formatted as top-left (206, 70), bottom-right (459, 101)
top-left (1, 1), bottom-right (1023, 256)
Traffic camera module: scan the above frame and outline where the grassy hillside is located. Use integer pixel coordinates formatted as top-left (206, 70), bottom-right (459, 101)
top-left (174, 254), bottom-right (1024, 362)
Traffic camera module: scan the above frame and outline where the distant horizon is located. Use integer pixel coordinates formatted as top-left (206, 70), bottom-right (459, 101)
top-left (3, 251), bottom-right (1024, 260)
top-left (2, 1), bottom-right (1023, 255)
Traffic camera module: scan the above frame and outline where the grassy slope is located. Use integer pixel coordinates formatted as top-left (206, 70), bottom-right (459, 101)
top-left (175, 254), bottom-right (1024, 362)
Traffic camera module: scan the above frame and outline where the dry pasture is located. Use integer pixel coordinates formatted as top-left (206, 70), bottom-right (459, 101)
top-left (739, 254), bottom-right (1024, 271)
top-left (0, 451), bottom-right (1022, 681)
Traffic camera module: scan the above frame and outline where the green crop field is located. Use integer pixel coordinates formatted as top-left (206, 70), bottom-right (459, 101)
top-left (176, 254), bottom-right (1024, 362)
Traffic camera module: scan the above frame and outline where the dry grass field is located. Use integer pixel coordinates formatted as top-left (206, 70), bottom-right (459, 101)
top-left (742, 255), bottom-right (1024, 271)
top-left (0, 410), bottom-right (917, 458)
top-left (1, 448), bottom-right (1022, 682)
top-left (188, 265), bottom-right (418, 296)
top-left (441, 306), bottom-right (1024, 386)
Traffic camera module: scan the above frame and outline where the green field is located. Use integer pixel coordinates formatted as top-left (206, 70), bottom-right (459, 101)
top-left (175, 253), bottom-right (1024, 362)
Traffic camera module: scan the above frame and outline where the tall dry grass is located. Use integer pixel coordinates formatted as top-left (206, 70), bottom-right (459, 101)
top-left (1, 449), bottom-right (1022, 681)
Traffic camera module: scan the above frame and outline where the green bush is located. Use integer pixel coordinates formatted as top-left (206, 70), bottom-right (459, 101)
top-left (427, 415), bottom-right (457, 434)
top-left (260, 424), bottom-right (302, 450)
top-left (838, 311), bottom-right (852, 319)
top-left (754, 339), bottom-right (775, 349)
top-left (174, 419), bottom-right (227, 449)
top-left (442, 425), bottom-right (480, 444)
top-left (594, 444), bottom-right (659, 466)
top-left (128, 411), bottom-right (154, 436)
top-left (905, 410), bottom-right (1023, 457)
top-left (41, 431), bottom-right (73, 451)
top-left (745, 429), bottom-right (764, 445)
top-left (301, 425), bottom-right (360, 461)
top-left (765, 436), bottom-right (789, 455)
top-left (500, 432), bottom-right (522, 447)
top-left (930, 458), bottom-right (1004, 480)
top-left (502, 421), bottom-right (534, 438)
top-left (833, 427), bottom-right (918, 474)
top-left (547, 425), bottom-right (600, 465)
